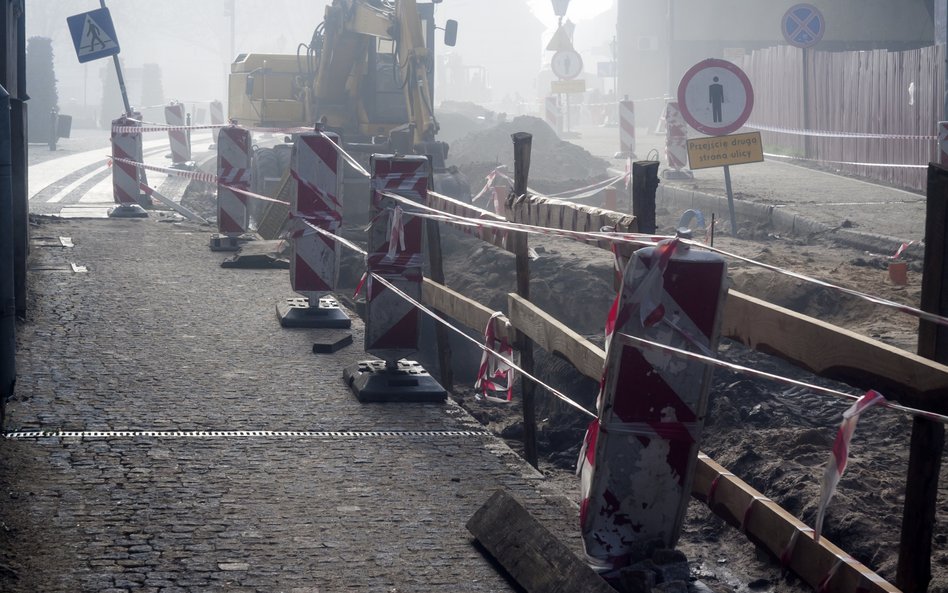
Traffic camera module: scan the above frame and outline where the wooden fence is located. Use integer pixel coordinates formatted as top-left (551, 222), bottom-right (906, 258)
top-left (418, 157), bottom-right (948, 593)
top-left (741, 44), bottom-right (943, 192)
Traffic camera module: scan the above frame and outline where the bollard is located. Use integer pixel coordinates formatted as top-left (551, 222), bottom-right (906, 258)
top-left (210, 125), bottom-right (252, 251)
top-left (939, 121), bottom-right (948, 168)
top-left (615, 99), bottom-right (636, 159)
top-left (0, 85), bottom-right (15, 426)
top-left (164, 100), bottom-right (192, 169)
top-left (343, 154), bottom-right (446, 403)
top-left (579, 238), bottom-right (728, 576)
top-left (277, 129), bottom-right (350, 329)
top-left (108, 115), bottom-right (149, 218)
top-left (209, 100), bottom-right (224, 148)
top-left (545, 95), bottom-right (563, 136)
top-left (663, 101), bottom-right (693, 180)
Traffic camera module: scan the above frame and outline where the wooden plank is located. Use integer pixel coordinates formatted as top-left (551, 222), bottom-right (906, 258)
top-left (506, 194), bottom-right (638, 236)
top-left (692, 454), bottom-right (899, 593)
top-left (420, 278), bottom-right (512, 344)
top-left (467, 490), bottom-right (616, 593)
top-left (507, 293), bottom-right (605, 381)
top-left (722, 290), bottom-right (948, 412)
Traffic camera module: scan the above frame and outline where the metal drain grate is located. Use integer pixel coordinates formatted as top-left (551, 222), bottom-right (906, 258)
top-left (4, 429), bottom-right (491, 440)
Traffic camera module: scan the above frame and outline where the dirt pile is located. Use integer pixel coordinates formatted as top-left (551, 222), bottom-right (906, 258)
top-left (447, 115), bottom-right (611, 194)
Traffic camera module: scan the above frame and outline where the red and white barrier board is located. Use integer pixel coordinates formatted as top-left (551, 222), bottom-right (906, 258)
top-left (164, 101), bottom-right (191, 165)
top-left (545, 96), bottom-right (563, 136)
top-left (619, 99), bottom-right (636, 157)
top-left (210, 100), bottom-right (224, 146)
top-left (365, 154), bottom-right (428, 362)
top-left (289, 131), bottom-right (343, 301)
top-left (216, 125), bottom-right (252, 236)
top-left (579, 239), bottom-right (727, 574)
top-left (664, 101), bottom-right (690, 176)
top-left (110, 115), bottom-right (145, 208)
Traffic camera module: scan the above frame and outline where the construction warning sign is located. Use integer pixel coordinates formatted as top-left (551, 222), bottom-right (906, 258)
top-left (686, 132), bottom-right (764, 170)
top-left (67, 8), bottom-right (121, 64)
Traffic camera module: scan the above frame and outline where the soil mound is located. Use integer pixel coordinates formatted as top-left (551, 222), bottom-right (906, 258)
top-left (447, 115), bottom-right (610, 193)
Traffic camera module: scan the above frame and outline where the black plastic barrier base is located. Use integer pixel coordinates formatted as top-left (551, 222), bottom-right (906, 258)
top-left (343, 359), bottom-right (447, 403)
top-left (108, 204), bottom-right (149, 219)
top-left (277, 296), bottom-right (351, 329)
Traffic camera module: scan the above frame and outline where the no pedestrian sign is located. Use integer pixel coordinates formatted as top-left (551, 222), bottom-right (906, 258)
top-left (676, 58), bottom-right (754, 136)
top-left (67, 8), bottom-right (121, 64)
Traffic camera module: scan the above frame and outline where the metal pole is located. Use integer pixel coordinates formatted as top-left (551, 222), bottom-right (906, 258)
top-left (99, 0), bottom-right (131, 116)
top-left (0, 85), bottom-right (16, 426)
top-left (724, 164), bottom-right (738, 236)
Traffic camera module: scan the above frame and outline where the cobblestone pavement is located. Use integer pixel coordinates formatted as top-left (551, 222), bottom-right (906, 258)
top-left (0, 218), bottom-right (580, 592)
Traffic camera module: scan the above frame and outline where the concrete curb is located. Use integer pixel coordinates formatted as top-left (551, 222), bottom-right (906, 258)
top-left (656, 185), bottom-right (923, 259)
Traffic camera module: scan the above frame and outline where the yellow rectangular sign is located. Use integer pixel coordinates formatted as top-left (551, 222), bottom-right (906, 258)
top-left (551, 79), bottom-right (586, 94)
top-left (687, 132), bottom-right (764, 169)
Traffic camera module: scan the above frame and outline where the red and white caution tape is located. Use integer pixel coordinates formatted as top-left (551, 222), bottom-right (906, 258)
top-left (764, 151), bottom-right (927, 169)
top-left (814, 390), bottom-right (887, 542)
top-left (749, 122), bottom-right (936, 141)
top-left (108, 156), bottom-right (290, 206)
top-left (474, 312), bottom-right (517, 403)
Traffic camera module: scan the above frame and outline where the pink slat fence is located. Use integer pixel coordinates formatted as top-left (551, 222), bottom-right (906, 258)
top-left (741, 44), bottom-right (943, 192)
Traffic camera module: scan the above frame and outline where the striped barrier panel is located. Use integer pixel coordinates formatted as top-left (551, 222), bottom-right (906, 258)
top-left (164, 101), bottom-right (192, 166)
top-left (109, 115), bottom-right (148, 217)
top-left (216, 125), bottom-right (252, 237)
top-left (619, 100), bottom-right (636, 157)
top-left (365, 154), bottom-right (428, 363)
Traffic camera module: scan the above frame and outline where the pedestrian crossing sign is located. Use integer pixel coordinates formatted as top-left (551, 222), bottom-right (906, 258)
top-left (67, 8), bottom-right (121, 64)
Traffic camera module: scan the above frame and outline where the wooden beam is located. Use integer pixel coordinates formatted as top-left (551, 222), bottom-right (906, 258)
top-left (722, 290), bottom-right (948, 413)
top-left (506, 193), bottom-right (637, 236)
top-left (420, 278), bottom-right (512, 344)
top-left (692, 454), bottom-right (899, 593)
top-left (507, 293), bottom-right (605, 381)
top-left (467, 489), bottom-right (616, 593)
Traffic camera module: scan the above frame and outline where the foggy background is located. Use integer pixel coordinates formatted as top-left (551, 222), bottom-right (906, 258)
top-left (27, 0), bottom-right (617, 124)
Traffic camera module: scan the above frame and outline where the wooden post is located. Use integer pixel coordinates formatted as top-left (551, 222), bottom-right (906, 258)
top-left (425, 160), bottom-right (453, 391)
top-left (897, 163), bottom-right (948, 593)
top-left (510, 132), bottom-right (538, 468)
top-left (631, 160), bottom-right (659, 234)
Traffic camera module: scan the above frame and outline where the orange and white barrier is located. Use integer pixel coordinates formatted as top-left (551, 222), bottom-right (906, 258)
top-left (209, 100), bottom-right (224, 147)
top-left (109, 115), bottom-right (148, 218)
top-left (545, 96), bottom-right (563, 136)
top-left (664, 101), bottom-right (692, 179)
top-left (579, 238), bottom-right (728, 574)
top-left (211, 125), bottom-right (252, 250)
top-left (618, 99), bottom-right (636, 158)
top-left (164, 101), bottom-right (192, 167)
top-left (277, 130), bottom-right (350, 328)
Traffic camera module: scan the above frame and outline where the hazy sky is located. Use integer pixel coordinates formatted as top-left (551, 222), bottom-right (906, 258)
top-left (28, 0), bottom-right (617, 117)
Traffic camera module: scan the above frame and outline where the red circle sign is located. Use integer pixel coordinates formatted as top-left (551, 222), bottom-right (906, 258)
top-left (676, 59), bottom-right (754, 136)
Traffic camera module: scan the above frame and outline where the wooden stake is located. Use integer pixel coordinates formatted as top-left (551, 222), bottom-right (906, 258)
top-left (510, 132), bottom-right (538, 468)
top-left (631, 160), bottom-right (659, 234)
top-left (425, 160), bottom-right (453, 391)
top-left (897, 163), bottom-right (948, 593)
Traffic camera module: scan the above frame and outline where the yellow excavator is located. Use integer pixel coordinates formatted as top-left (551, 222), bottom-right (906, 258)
top-left (227, 0), bottom-right (466, 225)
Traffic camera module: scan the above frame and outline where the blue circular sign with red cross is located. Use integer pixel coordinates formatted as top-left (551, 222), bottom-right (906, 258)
top-left (782, 4), bottom-right (825, 48)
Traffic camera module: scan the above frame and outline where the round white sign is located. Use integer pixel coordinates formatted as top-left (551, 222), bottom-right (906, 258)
top-left (551, 49), bottom-right (583, 80)
top-left (676, 58), bottom-right (754, 136)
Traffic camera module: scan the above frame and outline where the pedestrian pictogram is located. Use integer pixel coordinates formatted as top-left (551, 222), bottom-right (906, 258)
top-left (551, 49), bottom-right (583, 80)
top-left (782, 4), bottom-right (825, 49)
top-left (677, 58), bottom-right (754, 136)
top-left (67, 8), bottom-right (121, 64)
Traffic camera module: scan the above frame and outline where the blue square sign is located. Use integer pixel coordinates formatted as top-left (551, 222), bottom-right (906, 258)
top-left (67, 8), bottom-right (121, 64)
